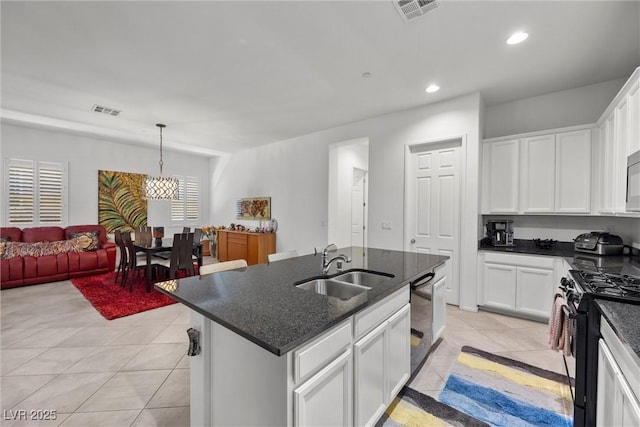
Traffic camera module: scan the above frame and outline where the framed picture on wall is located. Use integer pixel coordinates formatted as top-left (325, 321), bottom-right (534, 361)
top-left (237, 197), bottom-right (271, 220)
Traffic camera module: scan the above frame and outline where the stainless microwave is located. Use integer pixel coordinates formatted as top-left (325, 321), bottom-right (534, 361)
top-left (628, 150), bottom-right (640, 211)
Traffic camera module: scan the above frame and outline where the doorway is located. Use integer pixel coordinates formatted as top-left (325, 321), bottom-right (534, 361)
top-left (404, 138), bottom-right (462, 305)
top-left (328, 138), bottom-right (369, 249)
top-left (351, 168), bottom-right (367, 248)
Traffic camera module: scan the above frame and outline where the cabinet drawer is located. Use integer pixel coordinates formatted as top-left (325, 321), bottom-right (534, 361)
top-left (293, 319), bottom-right (352, 384)
top-left (601, 319), bottom-right (640, 402)
top-left (227, 233), bottom-right (248, 244)
top-left (483, 252), bottom-right (554, 269)
top-left (354, 286), bottom-right (409, 340)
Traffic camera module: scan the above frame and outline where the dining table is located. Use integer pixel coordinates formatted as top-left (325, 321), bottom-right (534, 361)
top-left (134, 238), bottom-right (203, 292)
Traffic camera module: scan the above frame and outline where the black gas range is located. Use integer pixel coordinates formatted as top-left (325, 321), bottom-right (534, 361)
top-left (561, 268), bottom-right (640, 426)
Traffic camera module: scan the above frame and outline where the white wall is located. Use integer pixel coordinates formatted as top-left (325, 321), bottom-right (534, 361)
top-left (1, 123), bottom-right (210, 236)
top-left (484, 78), bottom-right (626, 139)
top-left (212, 93), bottom-right (482, 310)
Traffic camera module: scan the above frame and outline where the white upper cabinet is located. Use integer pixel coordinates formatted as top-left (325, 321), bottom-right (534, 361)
top-left (483, 139), bottom-right (520, 213)
top-left (596, 67), bottom-right (640, 215)
top-left (555, 129), bottom-right (592, 213)
top-left (482, 127), bottom-right (592, 214)
top-left (521, 134), bottom-right (556, 213)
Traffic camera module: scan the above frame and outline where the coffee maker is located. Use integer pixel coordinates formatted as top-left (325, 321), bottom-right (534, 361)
top-left (486, 220), bottom-right (515, 246)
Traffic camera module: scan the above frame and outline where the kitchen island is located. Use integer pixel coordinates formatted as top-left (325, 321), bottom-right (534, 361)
top-left (156, 246), bottom-right (447, 427)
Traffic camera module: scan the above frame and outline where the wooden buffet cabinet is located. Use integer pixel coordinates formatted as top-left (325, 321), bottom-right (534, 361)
top-left (216, 229), bottom-right (276, 265)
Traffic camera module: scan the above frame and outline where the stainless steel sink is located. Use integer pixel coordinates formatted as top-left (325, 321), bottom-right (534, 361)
top-left (333, 271), bottom-right (393, 287)
top-left (295, 278), bottom-right (372, 300)
top-left (295, 270), bottom-right (393, 300)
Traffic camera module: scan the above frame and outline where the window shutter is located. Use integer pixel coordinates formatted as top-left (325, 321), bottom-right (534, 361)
top-left (38, 162), bottom-right (64, 223)
top-left (7, 159), bottom-right (35, 224)
top-left (171, 177), bottom-right (186, 222)
top-left (185, 177), bottom-right (199, 221)
top-left (5, 158), bottom-right (66, 226)
top-left (170, 175), bottom-right (200, 223)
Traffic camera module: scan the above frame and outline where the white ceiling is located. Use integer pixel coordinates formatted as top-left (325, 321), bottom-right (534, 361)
top-left (2, 1), bottom-right (639, 156)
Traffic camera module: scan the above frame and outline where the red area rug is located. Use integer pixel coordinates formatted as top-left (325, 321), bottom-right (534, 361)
top-left (70, 272), bottom-right (179, 320)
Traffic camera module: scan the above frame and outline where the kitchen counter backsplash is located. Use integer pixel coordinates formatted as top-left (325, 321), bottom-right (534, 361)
top-left (478, 238), bottom-right (575, 257)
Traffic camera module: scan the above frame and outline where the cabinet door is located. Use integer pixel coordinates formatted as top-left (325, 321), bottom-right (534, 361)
top-left (482, 262), bottom-right (516, 310)
top-left (555, 129), bottom-right (591, 213)
top-left (628, 80), bottom-right (640, 156)
top-left (217, 230), bottom-right (228, 261)
top-left (431, 276), bottom-right (446, 345)
top-left (294, 349), bottom-right (352, 427)
top-left (354, 322), bottom-right (387, 427)
top-left (487, 140), bottom-right (520, 213)
top-left (600, 113), bottom-right (616, 213)
top-left (620, 371), bottom-right (640, 427)
top-left (598, 339), bottom-right (623, 427)
top-left (227, 232), bottom-right (248, 262)
top-left (386, 304), bottom-right (410, 401)
top-left (521, 134), bottom-right (556, 213)
top-left (615, 99), bottom-right (630, 212)
top-left (515, 267), bottom-right (554, 318)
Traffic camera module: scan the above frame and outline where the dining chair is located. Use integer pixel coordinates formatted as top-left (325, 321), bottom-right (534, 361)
top-left (134, 226), bottom-right (152, 247)
top-left (122, 230), bottom-right (156, 291)
top-left (182, 227), bottom-right (191, 233)
top-left (157, 233), bottom-right (196, 279)
top-left (199, 259), bottom-right (248, 276)
top-left (114, 230), bottom-right (128, 285)
top-left (268, 250), bottom-right (298, 262)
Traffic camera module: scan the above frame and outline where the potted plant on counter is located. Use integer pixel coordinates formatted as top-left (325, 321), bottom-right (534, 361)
top-left (201, 226), bottom-right (217, 258)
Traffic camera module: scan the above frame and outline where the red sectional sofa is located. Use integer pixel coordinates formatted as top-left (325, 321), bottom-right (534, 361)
top-left (0, 225), bottom-right (116, 289)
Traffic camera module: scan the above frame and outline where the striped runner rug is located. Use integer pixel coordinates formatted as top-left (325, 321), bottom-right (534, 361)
top-left (377, 346), bottom-right (573, 427)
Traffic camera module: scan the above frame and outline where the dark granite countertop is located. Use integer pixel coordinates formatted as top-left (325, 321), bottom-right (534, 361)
top-left (597, 301), bottom-right (640, 368)
top-left (155, 246), bottom-right (447, 356)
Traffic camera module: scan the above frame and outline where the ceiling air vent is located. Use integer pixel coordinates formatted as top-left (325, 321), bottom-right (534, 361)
top-left (91, 104), bottom-right (121, 116)
top-left (393, 0), bottom-right (439, 23)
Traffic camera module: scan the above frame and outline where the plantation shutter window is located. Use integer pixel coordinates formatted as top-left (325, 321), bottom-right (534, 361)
top-left (5, 158), bottom-right (67, 226)
top-left (171, 175), bottom-right (200, 223)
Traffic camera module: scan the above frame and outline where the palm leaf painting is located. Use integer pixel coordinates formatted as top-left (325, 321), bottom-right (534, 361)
top-left (98, 170), bottom-right (147, 232)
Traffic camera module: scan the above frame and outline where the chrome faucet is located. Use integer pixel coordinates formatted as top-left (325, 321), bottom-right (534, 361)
top-left (321, 244), bottom-right (351, 275)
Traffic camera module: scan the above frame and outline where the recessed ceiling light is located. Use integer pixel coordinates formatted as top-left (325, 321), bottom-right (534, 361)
top-left (506, 31), bottom-right (528, 45)
top-left (425, 84), bottom-right (440, 93)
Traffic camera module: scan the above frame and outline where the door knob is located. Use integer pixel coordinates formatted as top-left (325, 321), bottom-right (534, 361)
top-left (411, 239), bottom-right (416, 244)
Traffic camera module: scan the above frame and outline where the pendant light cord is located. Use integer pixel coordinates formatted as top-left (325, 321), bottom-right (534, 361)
top-left (157, 123), bottom-right (166, 176)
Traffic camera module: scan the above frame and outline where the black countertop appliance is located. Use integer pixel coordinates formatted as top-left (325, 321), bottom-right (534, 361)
top-left (574, 232), bottom-right (624, 255)
top-left (486, 220), bottom-right (514, 247)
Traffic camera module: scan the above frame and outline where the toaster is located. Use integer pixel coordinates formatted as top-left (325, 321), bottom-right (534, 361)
top-left (574, 232), bottom-right (624, 255)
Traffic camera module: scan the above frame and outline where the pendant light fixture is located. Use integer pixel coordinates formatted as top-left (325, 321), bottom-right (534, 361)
top-left (145, 123), bottom-right (179, 200)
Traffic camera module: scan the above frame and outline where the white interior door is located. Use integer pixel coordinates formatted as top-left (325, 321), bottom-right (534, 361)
top-left (405, 141), bottom-right (461, 305)
top-left (351, 168), bottom-right (367, 248)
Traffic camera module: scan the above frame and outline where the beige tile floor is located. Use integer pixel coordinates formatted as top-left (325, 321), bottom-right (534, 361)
top-left (1, 275), bottom-right (575, 426)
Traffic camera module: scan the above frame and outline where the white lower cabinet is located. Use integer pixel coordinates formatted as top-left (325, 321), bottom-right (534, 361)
top-left (479, 252), bottom-right (556, 319)
top-left (354, 303), bottom-right (410, 427)
top-left (597, 319), bottom-right (640, 426)
top-left (431, 273), bottom-right (447, 344)
top-left (294, 349), bottom-right (352, 427)
top-left (190, 286), bottom-right (411, 427)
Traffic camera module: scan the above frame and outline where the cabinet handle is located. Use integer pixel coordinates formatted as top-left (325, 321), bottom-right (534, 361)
top-left (187, 327), bottom-right (201, 356)
top-left (410, 239), bottom-right (416, 244)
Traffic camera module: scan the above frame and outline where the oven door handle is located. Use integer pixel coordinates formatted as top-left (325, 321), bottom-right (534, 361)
top-left (561, 303), bottom-right (578, 320)
top-left (410, 272), bottom-right (435, 291)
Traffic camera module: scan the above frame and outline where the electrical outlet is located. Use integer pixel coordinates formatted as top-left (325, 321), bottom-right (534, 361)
top-left (382, 221), bottom-right (392, 230)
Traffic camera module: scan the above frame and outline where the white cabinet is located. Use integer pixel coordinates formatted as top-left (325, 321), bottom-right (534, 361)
top-left (482, 127), bottom-right (592, 214)
top-left (521, 134), bottom-right (555, 213)
top-left (190, 285), bottom-right (411, 427)
top-left (431, 272), bottom-right (447, 344)
top-left (597, 324), bottom-right (640, 426)
top-left (484, 139), bottom-right (520, 213)
top-left (354, 303), bottom-right (410, 427)
top-left (555, 130), bottom-right (592, 213)
top-left (294, 349), bottom-right (352, 427)
top-left (478, 252), bottom-right (556, 320)
top-left (596, 67), bottom-right (640, 215)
